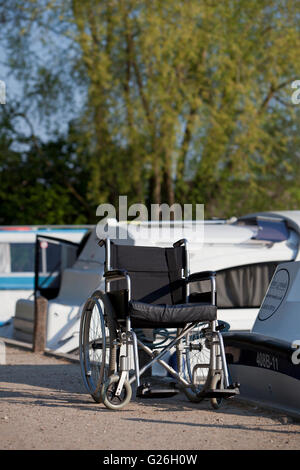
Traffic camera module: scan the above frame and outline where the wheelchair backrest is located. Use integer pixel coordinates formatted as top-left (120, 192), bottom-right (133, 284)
top-left (109, 242), bottom-right (187, 305)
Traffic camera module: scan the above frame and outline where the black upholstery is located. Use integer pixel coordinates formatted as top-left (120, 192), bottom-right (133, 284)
top-left (129, 300), bottom-right (217, 327)
top-left (108, 241), bottom-right (216, 327)
top-left (110, 243), bottom-right (186, 305)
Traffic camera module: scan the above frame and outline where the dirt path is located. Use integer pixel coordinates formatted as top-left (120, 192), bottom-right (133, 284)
top-left (0, 343), bottom-right (300, 451)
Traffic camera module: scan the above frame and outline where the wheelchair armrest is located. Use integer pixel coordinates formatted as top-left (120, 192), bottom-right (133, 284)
top-left (104, 269), bottom-right (129, 281)
top-left (104, 269), bottom-right (132, 300)
top-left (187, 271), bottom-right (217, 306)
top-left (187, 271), bottom-right (216, 283)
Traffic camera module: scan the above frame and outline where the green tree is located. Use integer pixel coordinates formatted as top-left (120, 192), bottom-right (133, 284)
top-left (0, 104), bottom-right (92, 224)
top-left (1, 0), bottom-right (300, 219)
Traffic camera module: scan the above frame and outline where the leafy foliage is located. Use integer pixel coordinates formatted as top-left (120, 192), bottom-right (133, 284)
top-left (0, 108), bottom-right (91, 224)
top-left (0, 0), bottom-right (300, 223)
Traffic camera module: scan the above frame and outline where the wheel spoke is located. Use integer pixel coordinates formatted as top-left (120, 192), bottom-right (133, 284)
top-left (79, 291), bottom-right (117, 403)
top-left (177, 322), bottom-right (212, 402)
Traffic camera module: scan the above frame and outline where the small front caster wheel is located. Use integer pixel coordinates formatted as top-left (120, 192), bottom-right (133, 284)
top-left (101, 375), bottom-right (132, 410)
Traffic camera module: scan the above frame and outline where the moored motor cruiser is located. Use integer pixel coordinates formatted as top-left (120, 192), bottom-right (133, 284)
top-left (223, 260), bottom-right (300, 418)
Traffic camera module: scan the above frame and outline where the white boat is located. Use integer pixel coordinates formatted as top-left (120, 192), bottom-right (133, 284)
top-left (223, 259), bottom-right (300, 418)
top-left (0, 226), bottom-right (90, 335)
top-left (9, 211), bottom-right (300, 353)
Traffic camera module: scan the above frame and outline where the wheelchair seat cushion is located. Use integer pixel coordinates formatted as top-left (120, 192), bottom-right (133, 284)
top-left (128, 300), bottom-right (217, 326)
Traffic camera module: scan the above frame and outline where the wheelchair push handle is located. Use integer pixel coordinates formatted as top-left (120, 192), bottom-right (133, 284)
top-left (173, 238), bottom-right (188, 248)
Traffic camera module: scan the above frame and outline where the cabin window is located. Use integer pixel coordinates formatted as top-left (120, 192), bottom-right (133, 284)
top-left (0, 242), bottom-right (64, 274)
top-left (35, 238), bottom-right (78, 299)
top-left (10, 243), bottom-right (35, 272)
top-left (38, 242), bottom-right (62, 274)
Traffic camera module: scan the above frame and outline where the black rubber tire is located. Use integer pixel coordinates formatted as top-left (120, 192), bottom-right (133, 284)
top-left (79, 290), bottom-right (117, 403)
top-left (177, 323), bottom-right (212, 403)
top-left (210, 374), bottom-right (223, 409)
top-left (101, 375), bottom-right (132, 410)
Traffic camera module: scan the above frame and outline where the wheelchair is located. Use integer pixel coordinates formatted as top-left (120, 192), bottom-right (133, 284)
top-left (79, 238), bottom-right (239, 410)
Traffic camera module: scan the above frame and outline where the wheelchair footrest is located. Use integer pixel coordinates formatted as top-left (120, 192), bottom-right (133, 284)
top-left (201, 387), bottom-right (240, 399)
top-left (136, 382), bottom-right (180, 399)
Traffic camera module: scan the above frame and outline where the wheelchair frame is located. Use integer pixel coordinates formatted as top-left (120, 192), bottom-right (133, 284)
top-left (80, 237), bottom-right (239, 410)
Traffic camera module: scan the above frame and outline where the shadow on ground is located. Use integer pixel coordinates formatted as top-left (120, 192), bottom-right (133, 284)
top-left (1, 361), bottom-right (299, 426)
top-left (0, 363), bottom-right (85, 394)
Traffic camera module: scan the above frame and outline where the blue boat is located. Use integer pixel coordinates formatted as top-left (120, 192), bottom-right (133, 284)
top-left (0, 226), bottom-right (90, 328)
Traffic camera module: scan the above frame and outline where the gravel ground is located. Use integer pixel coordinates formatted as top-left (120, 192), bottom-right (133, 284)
top-left (1, 342), bottom-right (300, 451)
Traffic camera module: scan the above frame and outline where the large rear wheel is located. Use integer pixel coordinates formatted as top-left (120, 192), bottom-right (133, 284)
top-left (79, 291), bottom-right (117, 403)
top-left (210, 373), bottom-right (223, 409)
top-left (177, 323), bottom-right (212, 402)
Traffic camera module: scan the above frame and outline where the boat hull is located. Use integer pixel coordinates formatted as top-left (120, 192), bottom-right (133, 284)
top-left (224, 332), bottom-right (300, 418)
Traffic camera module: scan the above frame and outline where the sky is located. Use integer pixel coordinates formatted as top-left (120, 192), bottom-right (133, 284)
top-left (0, 27), bottom-right (85, 146)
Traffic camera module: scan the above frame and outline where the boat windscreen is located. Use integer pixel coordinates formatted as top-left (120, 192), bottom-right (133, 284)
top-left (236, 216), bottom-right (289, 242)
top-left (254, 218), bottom-right (289, 242)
